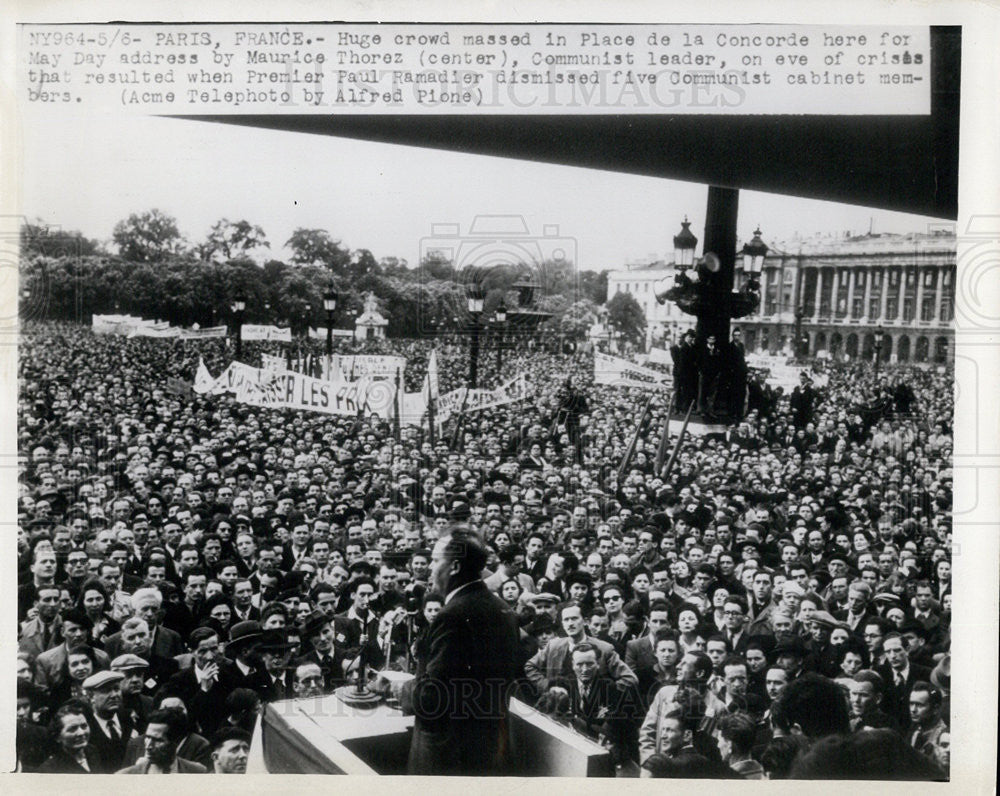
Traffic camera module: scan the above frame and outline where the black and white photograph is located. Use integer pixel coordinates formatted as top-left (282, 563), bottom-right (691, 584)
top-left (3, 3), bottom-right (998, 789)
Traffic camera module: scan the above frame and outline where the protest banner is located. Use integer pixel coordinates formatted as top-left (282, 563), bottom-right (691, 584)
top-left (233, 369), bottom-right (395, 419)
top-left (746, 353), bottom-right (828, 390)
top-left (401, 391), bottom-right (427, 427)
top-left (308, 327), bottom-right (354, 339)
top-left (646, 347), bottom-right (673, 366)
top-left (261, 353), bottom-right (287, 373)
top-left (330, 354), bottom-right (407, 380)
top-left (435, 372), bottom-right (530, 422)
top-left (128, 324), bottom-right (180, 338)
top-left (194, 358), bottom-right (216, 394)
top-left (178, 325), bottom-right (227, 340)
top-left (594, 351), bottom-right (671, 387)
top-left (241, 324), bottom-right (292, 342)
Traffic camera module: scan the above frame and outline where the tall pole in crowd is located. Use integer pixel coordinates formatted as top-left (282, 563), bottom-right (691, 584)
top-left (324, 284), bottom-right (338, 376)
top-left (467, 284), bottom-right (484, 389)
top-left (495, 299), bottom-right (507, 375)
top-left (233, 291), bottom-right (246, 361)
top-left (874, 325), bottom-right (884, 379)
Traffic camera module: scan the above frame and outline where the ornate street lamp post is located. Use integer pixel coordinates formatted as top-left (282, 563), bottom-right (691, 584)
top-left (467, 284), bottom-right (484, 389)
top-left (232, 292), bottom-right (247, 360)
top-left (495, 298), bottom-right (507, 375)
top-left (323, 284), bottom-right (338, 359)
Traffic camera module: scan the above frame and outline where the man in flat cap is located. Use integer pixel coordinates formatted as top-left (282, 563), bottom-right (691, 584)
top-left (111, 653), bottom-right (154, 733)
top-left (83, 669), bottom-right (136, 773)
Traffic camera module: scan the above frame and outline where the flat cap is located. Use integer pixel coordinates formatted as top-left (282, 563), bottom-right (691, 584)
top-left (110, 654), bottom-right (149, 671)
top-left (83, 670), bottom-right (125, 690)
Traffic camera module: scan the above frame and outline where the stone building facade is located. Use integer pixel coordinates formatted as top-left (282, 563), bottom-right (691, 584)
top-left (608, 228), bottom-right (955, 364)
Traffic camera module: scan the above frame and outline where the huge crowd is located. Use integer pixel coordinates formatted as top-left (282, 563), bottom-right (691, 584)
top-left (16, 321), bottom-right (953, 778)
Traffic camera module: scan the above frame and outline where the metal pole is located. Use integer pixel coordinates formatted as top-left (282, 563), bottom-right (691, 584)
top-left (326, 312), bottom-right (333, 358)
top-left (427, 389), bottom-right (436, 447)
top-left (450, 386), bottom-right (471, 449)
top-left (235, 311), bottom-right (243, 361)
top-left (654, 390), bottom-right (677, 473)
top-left (497, 323), bottom-right (503, 374)
top-left (661, 399), bottom-right (696, 481)
top-left (394, 367), bottom-right (402, 443)
top-left (617, 393), bottom-right (655, 483)
top-left (469, 313), bottom-right (480, 389)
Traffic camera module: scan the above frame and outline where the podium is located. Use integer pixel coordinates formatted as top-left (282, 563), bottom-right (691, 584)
top-left (249, 694), bottom-right (613, 777)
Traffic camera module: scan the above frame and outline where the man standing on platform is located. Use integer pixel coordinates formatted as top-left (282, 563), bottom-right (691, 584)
top-left (379, 527), bottom-right (521, 775)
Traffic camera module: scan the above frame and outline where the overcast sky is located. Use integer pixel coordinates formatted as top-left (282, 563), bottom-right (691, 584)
top-left (21, 113), bottom-right (947, 273)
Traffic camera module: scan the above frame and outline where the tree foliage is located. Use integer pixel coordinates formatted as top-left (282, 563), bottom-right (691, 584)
top-left (200, 219), bottom-right (269, 262)
top-left (607, 290), bottom-right (646, 346)
top-left (111, 209), bottom-right (186, 263)
top-left (20, 220), bottom-right (100, 258)
top-left (285, 228), bottom-right (351, 271)
top-left (21, 216), bottom-right (612, 338)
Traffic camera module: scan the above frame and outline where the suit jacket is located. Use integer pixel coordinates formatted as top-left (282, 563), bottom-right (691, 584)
top-left (18, 615), bottom-right (63, 658)
top-left (157, 664), bottom-right (237, 738)
top-left (333, 609), bottom-right (385, 670)
top-left (294, 648), bottom-right (349, 693)
top-left (525, 635), bottom-right (638, 696)
top-left (231, 604), bottom-right (261, 624)
top-left (877, 663), bottom-right (932, 727)
top-left (624, 635), bottom-right (658, 681)
top-left (104, 625), bottom-right (184, 660)
top-left (639, 684), bottom-right (726, 763)
top-left (38, 746), bottom-right (100, 773)
top-left (245, 668), bottom-right (295, 703)
top-left (551, 675), bottom-right (633, 760)
top-left (123, 732), bottom-right (212, 769)
top-left (116, 756), bottom-right (207, 774)
top-left (726, 628), bottom-right (752, 656)
top-left (87, 709), bottom-right (137, 773)
top-left (746, 603), bottom-right (777, 637)
top-left (834, 608), bottom-right (879, 635)
top-left (399, 580), bottom-right (521, 775)
top-left (34, 643), bottom-right (110, 690)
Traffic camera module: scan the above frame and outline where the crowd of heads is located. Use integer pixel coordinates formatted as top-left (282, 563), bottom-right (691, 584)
top-left (17, 321), bottom-right (952, 778)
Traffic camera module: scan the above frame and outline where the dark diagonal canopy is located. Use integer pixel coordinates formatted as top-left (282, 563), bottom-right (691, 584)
top-left (178, 27), bottom-right (959, 219)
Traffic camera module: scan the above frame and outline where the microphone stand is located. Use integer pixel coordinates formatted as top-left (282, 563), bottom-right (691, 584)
top-left (334, 628), bottom-right (382, 706)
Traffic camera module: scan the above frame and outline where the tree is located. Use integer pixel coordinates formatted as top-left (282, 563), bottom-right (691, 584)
top-left (200, 219), bottom-right (269, 262)
top-left (112, 209), bottom-right (186, 263)
top-left (20, 220), bottom-right (101, 258)
top-left (285, 228), bottom-right (351, 270)
top-left (417, 251), bottom-right (455, 281)
top-left (579, 270), bottom-right (610, 306)
top-left (350, 248), bottom-right (380, 278)
top-left (555, 299), bottom-right (599, 341)
top-left (607, 291), bottom-right (646, 348)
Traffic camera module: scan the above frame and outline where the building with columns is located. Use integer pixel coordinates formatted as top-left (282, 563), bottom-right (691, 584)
top-left (736, 229), bottom-right (955, 364)
top-left (607, 223), bottom-right (955, 364)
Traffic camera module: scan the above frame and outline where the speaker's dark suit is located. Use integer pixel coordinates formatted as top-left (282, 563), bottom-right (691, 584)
top-left (400, 580), bottom-right (521, 776)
